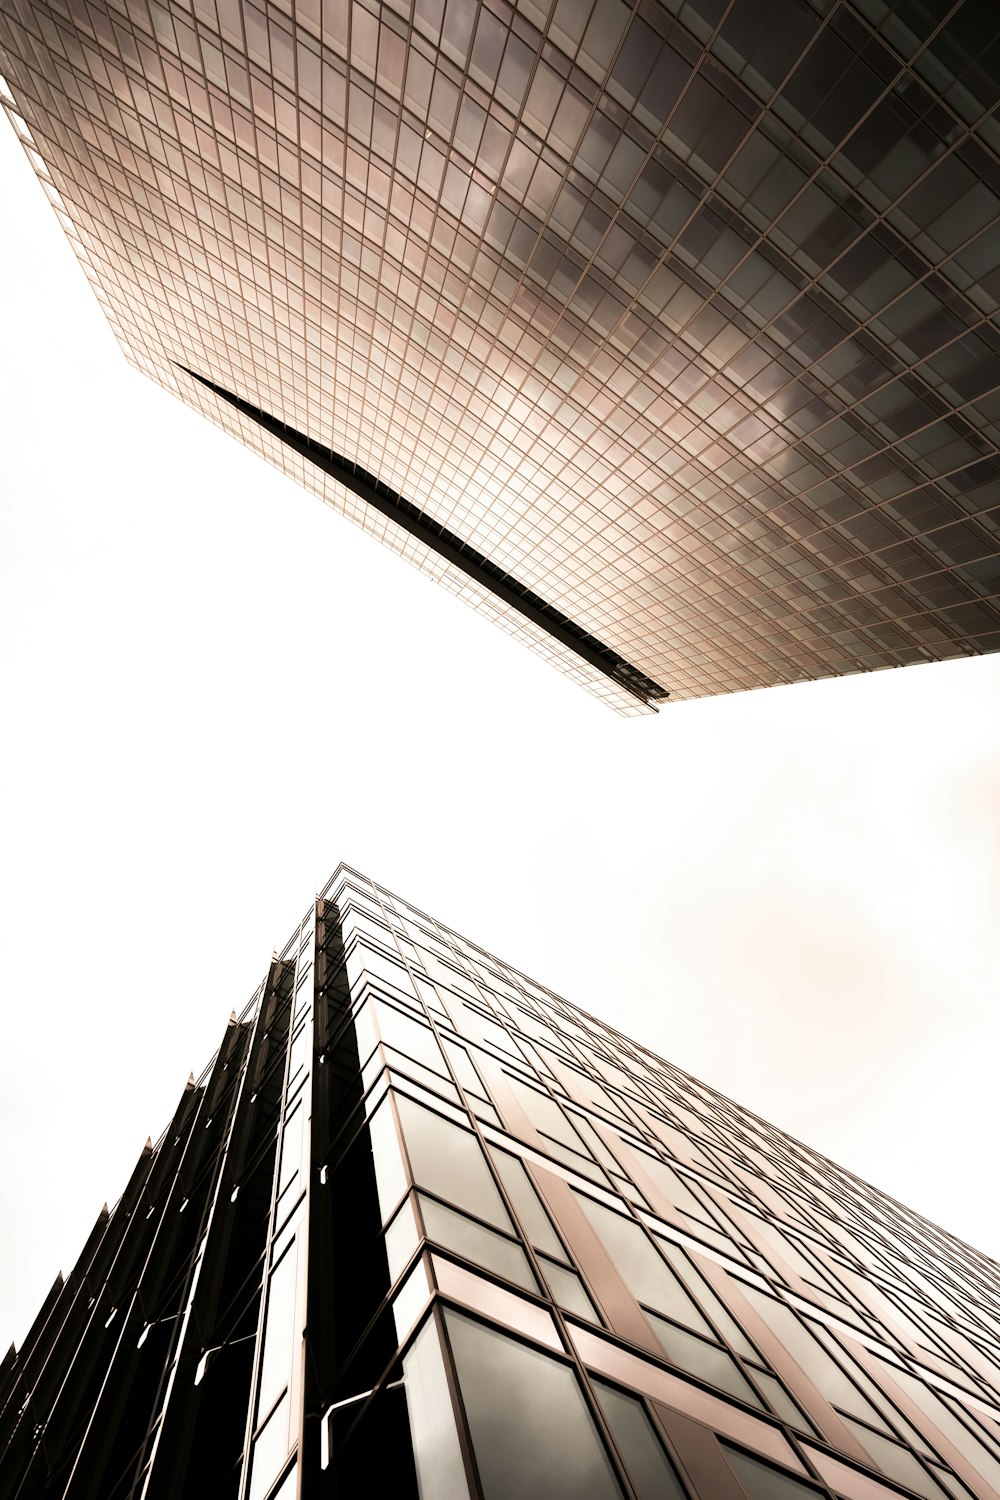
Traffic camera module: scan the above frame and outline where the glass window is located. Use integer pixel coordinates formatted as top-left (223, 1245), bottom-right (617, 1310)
top-left (445, 1311), bottom-right (624, 1500)
top-left (578, 1195), bottom-right (713, 1334)
top-left (385, 1196), bottom-right (420, 1283)
top-left (419, 1195), bottom-right (537, 1293)
top-left (655, 1238), bottom-right (758, 1359)
top-left (737, 1285), bottom-right (886, 1426)
top-left (257, 1240), bottom-right (299, 1421)
top-left (441, 1039), bottom-right (485, 1096)
top-left (878, 1365), bottom-right (1000, 1495)
top-left (646, 1314), bottom-right (764, 1408)
top-left (489, 1148), bottom-right (567, 1259)
top-left (749, 1368), bottom-right (814, 1432)
top-left (402, 1317), bottom-right (471, 1500)
top-left (633, 1148), bottom-right (712, 1223)
top-left (844, 1420), bottom-right (951, 1500)
top-left (542, 1259), bottom-right (601, 1323)
top-left (368, 1096), bottom-right (408, 1224)
top-left (373, 999), bottom-right (447, 1075)
top-left (722, 1443), bottom-right (822, 1499)
top-left (396, 1095), bottom-right (510, 1228)
top-left (277, 1102), bottom-right (305, 1195)
top-left (507, 1075), bottom-right (587, 1151)
top-left (592, 1381), bottom-right (687, 1500)
top-left (249, 1393), bottom-right (292, 1500)
top-left (749, 1217), bottom-right (829, 1286)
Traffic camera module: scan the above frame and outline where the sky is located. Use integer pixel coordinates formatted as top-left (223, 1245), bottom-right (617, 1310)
top-left (2, 111), bottom-right (999, 1356)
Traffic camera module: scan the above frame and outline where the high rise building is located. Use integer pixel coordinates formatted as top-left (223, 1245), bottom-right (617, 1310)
top-left (2, 2), bottom-right (999, 712)
top-left (3, 866), bottom-right (1000, 1500)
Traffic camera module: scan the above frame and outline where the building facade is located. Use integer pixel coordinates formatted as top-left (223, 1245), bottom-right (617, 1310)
top-left (3, 865), bottom-right (1000, 1499)
top-left (2, 2), bottom-right (1000, 710)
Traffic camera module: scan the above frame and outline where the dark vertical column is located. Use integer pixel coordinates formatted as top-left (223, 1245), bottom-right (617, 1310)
top-left (235, 915), bottom-right (317, 1500)
top-left (303, 898), bottom-right (419, 1500)
top-left (137, 961), bottom-right (295, 1500)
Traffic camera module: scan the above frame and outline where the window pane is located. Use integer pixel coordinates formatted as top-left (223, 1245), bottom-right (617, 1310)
top-left (489, 1148), bottom-right (567, 1258)
top-left (738, 1285), bottom-right (885, 1425)
top-left (542, 1259), bottom-right (601, 1322)
top-left (257, 1241), bottom-right (299, 1420)
top-left (385, 1196), bottom-right (420, 1283)
top-left (627, 1145), bottom-right (711, 1222)
top-left (402, 1316), bottom-right (471, 1500)
top-left (647, 1314), bottom-right (764, 1408)
top-left (373, 999), bottom-right (447, 1075)
top-left (592, 1381), bottom-right (688, 1500)
top-left (249, 1394), bottom-right (292, 1500)
top-left (445, 1311), bottom-right (624, 1500)
top-left (655, 1239), bottom-right (758, 1359)
top-left (844, 1420), bottom-right (951, 1500)
top-left (722, 1444), bottom-right (822, 1499)
top-left (419, 1195), bottom-right (537, 1292)
top-left (749, 1369), bottom-right (814, 1432)
top-left (369, 1095), bottom-right (408, 1224)
top-left (578, 1196), bottom-right (713, 1333)
top-left (396, 1095), bottom-right (510, 1227)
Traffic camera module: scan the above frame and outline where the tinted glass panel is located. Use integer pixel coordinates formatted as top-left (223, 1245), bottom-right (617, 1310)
top-left (647, 1314), bottom-right (764, 1407)
top-left (579, 1195), bottom-right (713, 1333)
top-left (592, 1381), bottom-right (688, 1500)
top-left (419, 1195), bottom-right (537, 1292)
top-left (738, 1284), bottom-right (885, 1425)
top-left (542, 1259), bottom-right (601, 1322)
top-left (490, 1148), bottom-right (567, 1258)
top-left (722, 1444), bottom-right (822, 1500)
top-left (844, 1421), bottom-right (950, 1500)
top-left (750, 1369), bottom-right (814, 1432)
top-left (396, 1095), bottom-right (510, 1228)
top-left (445, 1311), bottom-right (624, 1500)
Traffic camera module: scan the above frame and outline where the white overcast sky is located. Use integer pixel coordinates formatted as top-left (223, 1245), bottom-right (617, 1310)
top-left (2, 115), bottom-right (999, 1354)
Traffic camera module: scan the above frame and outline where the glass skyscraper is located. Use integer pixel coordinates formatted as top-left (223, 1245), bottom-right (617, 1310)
top-left (3, 866), bottom-right (999, 1499)
top-left (2, 1), bottom-right (999, 711)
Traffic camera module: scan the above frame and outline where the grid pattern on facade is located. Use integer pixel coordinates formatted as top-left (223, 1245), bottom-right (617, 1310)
top-left (4, 865), bottom-right (1000, 1500)
top-left (2, 1), bottom-right (999, 709)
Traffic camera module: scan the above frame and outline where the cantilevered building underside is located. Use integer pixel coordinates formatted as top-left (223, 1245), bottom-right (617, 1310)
top-left (4, 866), bottom-right (1000, 1500)
top-left (2, 1), bottom-right (1000, 709)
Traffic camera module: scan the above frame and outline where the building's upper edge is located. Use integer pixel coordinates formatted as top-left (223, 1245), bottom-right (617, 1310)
top-left (178, 366), bottom-right (670, 708)
top-left (317, 862), bottom-right (1000, 1272)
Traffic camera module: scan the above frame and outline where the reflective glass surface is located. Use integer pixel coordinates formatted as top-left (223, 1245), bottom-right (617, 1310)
top-left (2, 2), bottom-right (998, 711)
